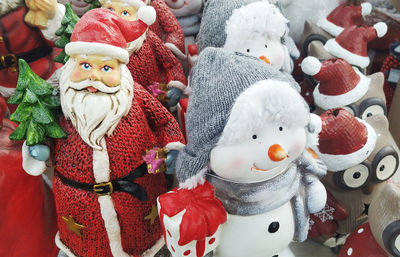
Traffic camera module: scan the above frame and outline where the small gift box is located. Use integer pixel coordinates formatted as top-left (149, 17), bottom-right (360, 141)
top-left (143, 148), bottom-right (167, 174)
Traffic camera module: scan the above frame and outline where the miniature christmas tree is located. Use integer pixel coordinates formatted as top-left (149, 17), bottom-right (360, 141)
top-left (84, 0), bottom-right (101, 12)
top-left (8, 59), bottom-right (67, 146)
top-left (54, 3), bottom-right (79, 64)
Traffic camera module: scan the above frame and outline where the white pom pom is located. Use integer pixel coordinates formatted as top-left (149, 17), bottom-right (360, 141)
top-left (308, 113), bottom-right (322, 134)
top-left (301, 56), bottom-right (321, 76)
top-left (361, 2), bottom-right (372, 16)
top-left (373, 22), bottom-right (388, 38)
top-left (138, 6), bottom-right (156, 26)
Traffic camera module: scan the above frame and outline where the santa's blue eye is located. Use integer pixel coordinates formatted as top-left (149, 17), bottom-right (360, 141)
top-left (102, 65), bottom-right (112, 72)
top-left (108, 7), bottom-right (114, 11)
top-left (80, 63), bottom-right (91, 71)
top-left (122, 10), bottom-right (130, 16)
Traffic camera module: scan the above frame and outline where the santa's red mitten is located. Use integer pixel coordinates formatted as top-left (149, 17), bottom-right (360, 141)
top-left (157, 181), bottom-right (227, 257)
top-left (308, 191), bottom-right (348, 238)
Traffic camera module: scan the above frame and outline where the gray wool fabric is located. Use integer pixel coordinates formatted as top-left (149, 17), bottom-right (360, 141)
top-left (175, 47), bottom-right (299, 184)
top-left (196, 0), bottom-right (246, 52)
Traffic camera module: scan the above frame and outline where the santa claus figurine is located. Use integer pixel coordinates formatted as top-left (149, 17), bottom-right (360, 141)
top-left (100, 0), bottom-right (185, 58)
top-left (99, 0), bottom-right (187, 107)
top-left (22, 8), bottom-right (185, 257)
top-left (0, 0), bottom-right (64, 104)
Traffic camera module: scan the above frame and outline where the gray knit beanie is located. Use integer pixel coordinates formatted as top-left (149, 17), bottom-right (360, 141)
top-left (176, 47), bottom-right (299, 184)
top-left (196, 0), bottom-right (246, 53)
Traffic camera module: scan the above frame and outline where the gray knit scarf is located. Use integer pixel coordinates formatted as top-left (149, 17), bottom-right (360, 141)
top-left (206, 163), bottom-right (300, 216)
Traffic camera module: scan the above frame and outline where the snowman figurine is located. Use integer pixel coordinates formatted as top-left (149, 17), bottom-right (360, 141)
top-left (158, 48), bottom-right (327, 257)
top-left (163, 0), bottom-right (204, 47)
top-left (223, 1), bottom-right (299, 73)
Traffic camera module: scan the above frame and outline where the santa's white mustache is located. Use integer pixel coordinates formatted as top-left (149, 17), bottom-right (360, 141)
top-left (68, 79), bottom-right (121, 94)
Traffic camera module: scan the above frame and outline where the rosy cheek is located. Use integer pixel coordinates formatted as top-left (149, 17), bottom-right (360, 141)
top-left (103, 74), bottom-right (120, 87)
top-left (231, 157), bottom-right (244, 169)
top-left (291, 142), bottom-right (305, 154)
top-left (71, 70), bottom-right (85, 82)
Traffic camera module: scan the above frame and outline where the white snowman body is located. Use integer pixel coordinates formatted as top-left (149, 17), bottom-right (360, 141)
top-left (207, 80), bottom-right (311, 257)
top-left (214, 202), bottom-right (295, 257)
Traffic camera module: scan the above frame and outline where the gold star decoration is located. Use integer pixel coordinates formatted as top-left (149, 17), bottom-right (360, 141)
top-left (62, 215), bottom-right (85, 237)
top-left (144, 205), bottom-right (158, 225)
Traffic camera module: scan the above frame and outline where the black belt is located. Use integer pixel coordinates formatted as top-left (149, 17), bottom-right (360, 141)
top-left (55, 164), bottom-right (148, 201)
top-left (0, 46), bottom-right (53, 70)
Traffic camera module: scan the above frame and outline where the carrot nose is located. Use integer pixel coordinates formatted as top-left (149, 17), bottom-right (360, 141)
top-left (268, 144), bottom-right (288, 162)
top-left (259, 56), bottom-right (271, 64)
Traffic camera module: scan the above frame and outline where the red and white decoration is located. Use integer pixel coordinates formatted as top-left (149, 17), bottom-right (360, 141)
top-left (301, 57), bottom-right (371, 110)
top-left (317, 2), bottom-right (372, 36)
top-left (324, 22), bottom-right (388, 68)
top-left (315, 109), bottom-right (377, 172)
top-left (338, 223), bottom-right (387, 257)
top-left (158, 181), bottom-right (227, 257)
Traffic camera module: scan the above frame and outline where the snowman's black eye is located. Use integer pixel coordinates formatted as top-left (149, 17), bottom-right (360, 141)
top-left (247, 49), bottom-right (250, 53)
top-left (252, 135), bottom-right (257, 139)
top-left (265, 44), bottom-right (268, 48)
top-left (268, 221), bottom-right (280, 233)
top-left (279, 127), bottom-right (283, 131)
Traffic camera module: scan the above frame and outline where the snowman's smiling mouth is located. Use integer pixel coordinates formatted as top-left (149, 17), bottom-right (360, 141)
top-left (251, 164), bottom-right (271, 172)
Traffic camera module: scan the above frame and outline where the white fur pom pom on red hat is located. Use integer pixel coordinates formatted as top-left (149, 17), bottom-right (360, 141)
top-left (138, 6), bottom-right (156, 26)
top-left (373, 22), bottom-right (388, 38)
top-left (301, 56), bottom-right (321, 76)
top-left (361, 2), bottom-right (372, 16)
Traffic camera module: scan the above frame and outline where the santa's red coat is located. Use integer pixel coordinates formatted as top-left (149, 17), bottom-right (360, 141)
top-left (0, 7), bottom-right (58, 100)
top-left (127, 31), bottom-right (187, 91)
top-left (53, 83), bottom-right (185, 257)
top-left (149, 0), bottom-right (185, 55)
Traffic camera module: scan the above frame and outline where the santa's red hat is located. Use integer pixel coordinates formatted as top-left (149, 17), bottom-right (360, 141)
top-left (301, 57), bottom-right (371, 110)
top-left (324, 22), bottom-right (388, 68)
top-left (317, 3), bottom-right (372, 36)
top-left (315, 109), bottom-right (376, 172)
top-left (65, 7), bottom-right (156, 63)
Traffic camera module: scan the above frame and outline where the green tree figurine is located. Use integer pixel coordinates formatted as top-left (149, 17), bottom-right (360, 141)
top-left (8, 59), bottom-right (67, 146)
top-left (54, 3), bottom-right (79, 64)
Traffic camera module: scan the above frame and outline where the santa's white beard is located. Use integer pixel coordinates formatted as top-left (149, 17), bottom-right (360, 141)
top-left (0, 0), bottom-right (23, 16)
top-left (60, 58), bottom-right (134, 150)
top-left (127, 30), bottom-right (147, 55)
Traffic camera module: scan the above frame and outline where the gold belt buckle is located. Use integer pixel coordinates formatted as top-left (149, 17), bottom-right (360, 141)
top-left (93, 182), bottom-right (113, 196)
top-left (7, 54), bottom-right (17, 72)
top-left (1, 54), bottom-right (17, 72)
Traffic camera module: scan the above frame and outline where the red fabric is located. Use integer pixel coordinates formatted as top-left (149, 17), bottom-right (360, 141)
top-left (327, 4), bottom-right (363, 28)
top-left (319, 108), bottom-right (368, 155)
top-left (314, 58), bottom-right (361, 96)
top-left (150, 0), bottom-right (185, 54)
top-left (381, 50), bottom-right (400, 111)
top-left (299, 79), bottom-right (315, 107)
top-left (127, 31), bottom-right (187, 91)
top-left (336, 25), bottom-right (378, 57)
top-left (70, 8), bottom-right (148, 48)
top-left (158, 181), bottom-right (227, 247)
top-left (54, 83), bottom-right (185, 257)
top-left (338, 223), bottom-right (387, 257)
top-left (0, 7), bottom-right (57, 99)
top-left (308, 191), bottom-right (348, 238)
top-left (0, 117), bottom-right (58, 257)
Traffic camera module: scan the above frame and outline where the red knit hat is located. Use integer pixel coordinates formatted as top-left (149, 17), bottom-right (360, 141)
top-left (324, 22), bottom-right (388, 68)
top-left (316, 108), bottom-right (376, 171)
top-left (301, 57), bottom-right (371, 110)
top-left (317, 3), bottom-right (372, 36)
top-left (65, 7), bottom-right (156, 63)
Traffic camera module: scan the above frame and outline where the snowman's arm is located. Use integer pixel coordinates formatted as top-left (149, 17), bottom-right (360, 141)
top-left (298, 149), bottom-right (327, 178)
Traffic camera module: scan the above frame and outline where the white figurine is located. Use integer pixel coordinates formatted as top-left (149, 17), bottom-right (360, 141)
top-left (158, 48), bottom-right (327, 257)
